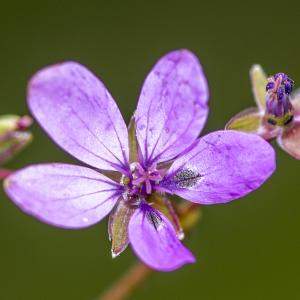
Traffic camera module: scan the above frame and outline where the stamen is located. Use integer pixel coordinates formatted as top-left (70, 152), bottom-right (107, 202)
top-left (123, 162), bottom-right (166, 197)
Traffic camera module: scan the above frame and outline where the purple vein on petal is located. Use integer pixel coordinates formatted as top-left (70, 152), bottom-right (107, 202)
top-left (50, 188), bottom-right (122, 202)
top-left (4, 163), bottom-right (121, 228)
top-left (148, 109), bottom-right (200, 164)
top-left (28, 62), bottom-right (129, 172)
top-left (89, 90), bottom-right (130, 169)
top-left (68, 136), bottom-right (127, 174)
top-left (68, 106), bottom-right (128, 171)
top-left (63, 192), bottom-right (121, 223)
top-left (135, 50), bottom-right (209, 166)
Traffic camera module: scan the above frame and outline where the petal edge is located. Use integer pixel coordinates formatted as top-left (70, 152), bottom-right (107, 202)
top-left (135, 49), bottom-right (209, 165)
top-left (129, 204), bottom-right (195, 271)
top-left (5, 163), bottom-right (121, 228)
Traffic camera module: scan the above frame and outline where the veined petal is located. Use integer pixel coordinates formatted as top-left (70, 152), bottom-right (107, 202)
top-left (28, 62), bottom-right (129, 172)
top-left (135, 49), bottom-right (209, 166)
top-left (277, 122), bottom-right (300, 160)
top-left (250, 64), bottom-right (268, 110)
top-left (4, 163), bottom-right (122, 228)
top-left (160, 130), bottom-right (275, 204)
top-left (128, 203), bottom-right (195, 271)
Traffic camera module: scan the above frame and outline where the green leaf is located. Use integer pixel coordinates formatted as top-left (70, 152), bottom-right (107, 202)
top-left (250, 64), bottom-right (268, 110)
top-left (225, 107), bottom-right (263, 132)
top-left (108, 198), bottom-right (135, 258)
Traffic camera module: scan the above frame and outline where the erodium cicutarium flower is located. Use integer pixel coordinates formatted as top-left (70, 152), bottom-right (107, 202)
top-left (4, 50), bottom-right (275, 271)
top-left (226, 65), bottom-right (300, 159)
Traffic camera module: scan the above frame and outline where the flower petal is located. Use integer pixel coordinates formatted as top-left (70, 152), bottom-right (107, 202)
top-left (28, 62), bottom-right (129, 172)
top-left (160, 130), bottom-right (275, 204)
top-left (149, 193), bottom-right (184, 240)
top-left (4, 163), bottom-right (122, 228)
top-left (135, 49), bottom-right (209, 165)
top-left (277, 122), bottom-right (300, 159)
top-left (250, 64), bottom-right (268, 110)
top-left (128, 203), bottom-right (195, 271)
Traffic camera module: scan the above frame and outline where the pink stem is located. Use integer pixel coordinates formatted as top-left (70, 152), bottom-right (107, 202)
top-left (99, 262), bottom-right (152, 300)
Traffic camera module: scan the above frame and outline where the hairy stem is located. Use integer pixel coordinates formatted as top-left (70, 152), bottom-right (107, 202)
top-left (99, 262), bottom-right (152, 300)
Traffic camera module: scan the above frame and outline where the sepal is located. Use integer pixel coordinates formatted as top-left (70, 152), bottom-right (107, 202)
top-left (225, 107), bottom-right (262, 133)
top-left (108, 198), bottom-right (135, 257)
top-left (277, 121), bottom-right (300, 160)
top-left (128, 116), bottom-right (139, 164)
top-left (250, 64), bottom-right (268, 110)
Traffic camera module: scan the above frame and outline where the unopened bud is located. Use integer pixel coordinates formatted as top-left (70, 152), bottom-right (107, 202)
top-left (0, 115), bottom-right (33, 165)
top-left (265, 73), bottom-right (294, 126)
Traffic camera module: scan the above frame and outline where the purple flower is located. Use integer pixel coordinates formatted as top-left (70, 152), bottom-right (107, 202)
top-left (4, 50), bottom-right (275, 271)
top-left (226, 65), bottom-right (300, 160)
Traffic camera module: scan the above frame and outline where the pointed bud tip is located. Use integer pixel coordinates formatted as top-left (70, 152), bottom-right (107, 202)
top-left (111, 249), bottom-right (121, 259)
top-left (178, 231), bottom-right (185, 240)
top-left (250, 64), bottom-right (263, 73)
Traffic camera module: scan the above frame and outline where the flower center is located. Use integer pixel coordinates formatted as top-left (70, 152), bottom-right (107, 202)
top-left (120, 162), bottom-right (165, 205)
top-left (265, 73), bottom-right (294, 127)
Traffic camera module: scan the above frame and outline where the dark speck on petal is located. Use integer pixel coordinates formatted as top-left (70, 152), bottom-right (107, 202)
top-left (173, 167), bottom-right (202, 188)
top-left (146, 209), bottom-right (162, 230)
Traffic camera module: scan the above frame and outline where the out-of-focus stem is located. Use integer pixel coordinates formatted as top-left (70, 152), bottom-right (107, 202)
top-left (99, 262), bottom-right (152, 300)
top-left (99, 202), bottom-right (201, 300)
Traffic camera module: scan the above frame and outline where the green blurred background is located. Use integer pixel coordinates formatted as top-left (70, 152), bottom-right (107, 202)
top-left (1, 1), bottom-right (299, 299)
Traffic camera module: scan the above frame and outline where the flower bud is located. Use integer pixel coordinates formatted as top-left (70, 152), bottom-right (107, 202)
top-left (0, 115), bottom-right (32, 165)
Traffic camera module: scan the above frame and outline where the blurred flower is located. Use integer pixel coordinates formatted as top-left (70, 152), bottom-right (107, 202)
top-left (226, 65), bottom-right (300, 159)
top-left (4, 50), bottom-right (275, 271)
top-left (0, 115), bottom-right (32, 167)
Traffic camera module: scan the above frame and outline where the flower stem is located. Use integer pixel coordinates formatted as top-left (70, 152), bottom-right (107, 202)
top-left (99, 262), bottom-right (152, 300)
top-left (0, 168), bottom-right (12, 179)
